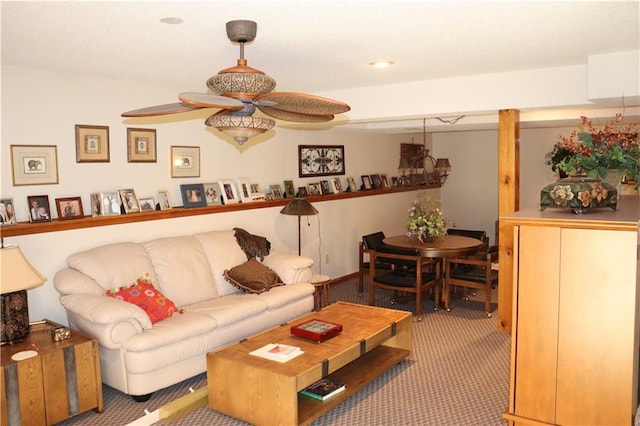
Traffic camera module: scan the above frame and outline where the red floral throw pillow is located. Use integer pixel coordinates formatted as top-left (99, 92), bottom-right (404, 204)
top-left (105, 273), bottom-right (182, 324)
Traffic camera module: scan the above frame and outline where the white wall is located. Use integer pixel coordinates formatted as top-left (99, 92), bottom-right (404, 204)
top-left (1, 65), bottom-right (434, 324)
top-left (2, 65), bottom-right (614, 325)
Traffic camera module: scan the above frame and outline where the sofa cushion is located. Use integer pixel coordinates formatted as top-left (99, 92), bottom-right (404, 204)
top-left (184, 294), bottom-right (267, 327)
top-left (194, 230), bottom-right (247, 296)
top-left (106, 273), bottom-right (182, 324)
top-left (223, 258), bottom-right (283, 294)
top-left (66, 242), bottom-right (157, 290)
top-left (143, 236), bottom-right (218, 306)
top-left (255, 282), bottom-right (316, 310)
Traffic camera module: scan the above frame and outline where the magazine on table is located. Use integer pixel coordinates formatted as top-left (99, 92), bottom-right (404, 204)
top-left (299, 378), bottom-right (346, 401)
top-left (249, 343), bottom-right (304, 363)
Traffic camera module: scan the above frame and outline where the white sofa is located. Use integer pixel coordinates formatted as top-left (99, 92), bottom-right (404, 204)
top-left (53, 229), bottom-right (315, 400)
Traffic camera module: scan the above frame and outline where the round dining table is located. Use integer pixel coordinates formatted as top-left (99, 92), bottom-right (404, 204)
top-left (383, 234), bottom-right (484, 310)
top-left (383, 234), bottom-right (483, 258)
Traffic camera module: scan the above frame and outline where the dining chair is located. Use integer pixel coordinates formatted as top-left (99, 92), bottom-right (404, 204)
top-left (358, 231), bottom-right (415, 294)
top-left (443, 229), bottom-right (498, 317)
top-left (368, 247), bottom-right (440, 321)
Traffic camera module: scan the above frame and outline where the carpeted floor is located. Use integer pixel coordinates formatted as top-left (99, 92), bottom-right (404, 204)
top-left (60, 276), bottom-right (511, 425)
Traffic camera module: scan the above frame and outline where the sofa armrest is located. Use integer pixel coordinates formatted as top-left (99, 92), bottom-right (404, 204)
top-left (261, 251), bottom-right (313, 284)
top-left (59, 294), bottom-right (151, 349)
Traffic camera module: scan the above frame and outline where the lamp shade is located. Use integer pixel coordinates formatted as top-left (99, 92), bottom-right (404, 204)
top-left (280, 198), bottom-right (318, 217)
top-left (1, 244), bottom-right (46, 294)
top-left (434, 158), bottom-right (452, 173)
top-left (280, 198), bottom-right (318, 256)
top-left (1, 244), bottom-right (46, 343)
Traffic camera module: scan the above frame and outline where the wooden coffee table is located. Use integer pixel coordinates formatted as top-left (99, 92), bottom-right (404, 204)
top-left (207, 301), bottom-right (412, 426)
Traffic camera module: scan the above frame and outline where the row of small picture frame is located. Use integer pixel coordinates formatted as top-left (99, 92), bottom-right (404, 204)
top-left (0, 173), bottom-right (401, 225)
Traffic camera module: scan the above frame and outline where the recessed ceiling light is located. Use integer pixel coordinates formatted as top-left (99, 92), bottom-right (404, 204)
top-left (160, 17), bottom-right (183, 25)
top-left (369, 61), bottom-right (394, 68)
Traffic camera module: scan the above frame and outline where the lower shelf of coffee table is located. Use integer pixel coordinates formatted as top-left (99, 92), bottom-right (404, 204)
top-left (297, 344), bottom-right (409, 426)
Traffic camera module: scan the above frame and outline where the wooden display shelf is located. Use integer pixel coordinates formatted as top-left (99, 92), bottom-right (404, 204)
top-left (0, 184), bottom-right (437, 238)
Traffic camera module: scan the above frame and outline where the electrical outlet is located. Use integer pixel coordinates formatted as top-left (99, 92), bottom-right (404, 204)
top-left (325, 254), bottom-right (330, 264)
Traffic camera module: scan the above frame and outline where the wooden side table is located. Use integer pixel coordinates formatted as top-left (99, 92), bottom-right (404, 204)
top-left (1, 320), bottom-right (103, 426)
top-left (311, 274), bottom-right (331, 311)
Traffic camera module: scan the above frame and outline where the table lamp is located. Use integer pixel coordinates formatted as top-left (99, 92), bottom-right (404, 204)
top-left (1, 243), bottom-right (46, 343)
top-left (280, 198), bottom-right (318, 255)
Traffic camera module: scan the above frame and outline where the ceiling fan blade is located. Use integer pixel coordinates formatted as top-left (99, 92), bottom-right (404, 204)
top-left (121, 102), bottom-right (204, 117)
top-left (256, 92), bottom-right (351, 116)
top-left (178, 92), bottom-right (244, 109)
top-left (257, 105), bottom-right (334, 123)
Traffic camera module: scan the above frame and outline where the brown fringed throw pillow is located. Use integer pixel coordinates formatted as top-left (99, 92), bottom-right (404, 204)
top-left (233, 227), bottom-right (271, 261)
top-left (223, 258), bottom-right (283, 294)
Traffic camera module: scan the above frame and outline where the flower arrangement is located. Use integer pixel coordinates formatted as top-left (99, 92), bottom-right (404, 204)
top-left (406, 192), bottom-right (447, 242)
top-left (547, 114), bottom-right (639, 186)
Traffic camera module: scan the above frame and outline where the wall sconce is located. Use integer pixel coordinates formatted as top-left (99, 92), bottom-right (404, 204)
top-left (1, 243), bottom-right (46, 343)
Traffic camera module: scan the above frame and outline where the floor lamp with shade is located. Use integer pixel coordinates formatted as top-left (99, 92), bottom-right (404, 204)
top-left (279, 198), bottom-right (318, 256)
top-left (1, 242), bottom-right (47, 344)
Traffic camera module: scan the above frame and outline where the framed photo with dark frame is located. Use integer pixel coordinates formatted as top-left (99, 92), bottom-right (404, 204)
top-left (55, 196), bottom-right (84, 220)
top-left (298, 186), bottom-right (309, 197)
top-left (181, 184), bottom-right (207, 208)
top-left (298, 145), bottom-right (345, 177)
top-left (75, 125), bottom-right (110, 163)
top-left (27, 195), bottom-right (51, 223)
top-left (171, 146), bottom-right (200, 178)
top-left (361, 175), bottom-right (372, 190)
top-left (118, 188), bottom-right (140, 214)
top-left (370, 174), bottom-right (383, 189)
top-left (11, 145), bottom-right (59, 186)
top-left (127, 128), bottom-right (157, 163)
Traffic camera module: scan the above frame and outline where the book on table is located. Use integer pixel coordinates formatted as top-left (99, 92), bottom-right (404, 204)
top-left (290, 319), bottom-right (343, 342)
top-left (249, 343), bottom-right (303, 363)
top-left (299, 378), bottom-right (346, 401)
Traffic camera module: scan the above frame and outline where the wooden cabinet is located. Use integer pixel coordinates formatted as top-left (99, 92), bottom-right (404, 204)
top-left (502, 196), bottom-right (640, 426)
top-left (1, 320), bottom-right (103, 426)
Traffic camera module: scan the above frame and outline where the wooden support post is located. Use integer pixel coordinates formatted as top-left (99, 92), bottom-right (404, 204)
top-left (497, 109), bottom-right (519, 334)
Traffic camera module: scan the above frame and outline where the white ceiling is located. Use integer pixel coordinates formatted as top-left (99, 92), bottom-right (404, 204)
top-left (2, 1), bottom-right (639, 133)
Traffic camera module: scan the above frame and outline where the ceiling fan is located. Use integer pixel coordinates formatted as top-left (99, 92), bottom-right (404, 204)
top-left (122, 20), bottom-right (351, 145)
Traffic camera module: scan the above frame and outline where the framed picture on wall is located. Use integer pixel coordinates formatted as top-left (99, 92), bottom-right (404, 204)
top-left (127, 128), bottom-right (157, 163)
top-left (11, 145), bottom-right (59, 186)
top-left (55, 196), bottom-right (84, 220)
top-left (171, 146), bottom-right (200, 178)
top-left (75, 125), bottom-right (110, 163)
top-left (298, 145), bottom-right (345, 177)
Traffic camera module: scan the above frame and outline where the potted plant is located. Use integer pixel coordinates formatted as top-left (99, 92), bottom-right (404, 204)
top-left (406, 191), bottom-right (447, 242)
top-left (544, 144), bottom-right (573, 177)
top-left (546, 114), bottom-right (639, 188)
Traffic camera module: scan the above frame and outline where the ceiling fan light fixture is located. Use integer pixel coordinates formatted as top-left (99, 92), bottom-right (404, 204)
top-left (206, 113), bottom-right (275, 145)
top-left (207, 71), bottom-right (276, 99)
